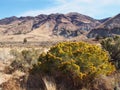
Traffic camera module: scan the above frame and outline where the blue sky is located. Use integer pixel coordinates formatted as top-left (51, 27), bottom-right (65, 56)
top-left (0, 0), bottom-right (120, 19)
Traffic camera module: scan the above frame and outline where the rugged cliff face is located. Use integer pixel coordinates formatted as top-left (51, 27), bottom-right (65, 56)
top-left (88, 14), bottom-right (120, 38)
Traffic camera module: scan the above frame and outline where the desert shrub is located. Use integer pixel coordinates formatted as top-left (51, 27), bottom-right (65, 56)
top-left (34, 42), bottom-right (115, 88)
top-left (101, 36), bottom-right (120, 70)
top-left (9, 49), bottom-right (40, 72)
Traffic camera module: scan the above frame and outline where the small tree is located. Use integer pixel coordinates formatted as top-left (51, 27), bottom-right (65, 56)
top-left (23, 38), bottom-right (27, 44)
top-left (95, 35), bottom-right (101, 41)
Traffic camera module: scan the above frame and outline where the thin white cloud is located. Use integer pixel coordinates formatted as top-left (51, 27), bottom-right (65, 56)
top-left (18, 0), bottom-right (120, 19)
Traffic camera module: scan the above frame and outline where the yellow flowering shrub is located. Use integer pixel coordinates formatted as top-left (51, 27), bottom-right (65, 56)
top-left (36, 42), bottom-right (115, 85)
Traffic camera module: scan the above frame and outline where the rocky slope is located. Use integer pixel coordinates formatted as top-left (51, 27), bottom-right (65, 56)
top-left (0, 13), bottom-right (101, 38)
top-left (1, 12), bottom-right (120, 40)
top-left (88, 14), bottom-right (120, 38)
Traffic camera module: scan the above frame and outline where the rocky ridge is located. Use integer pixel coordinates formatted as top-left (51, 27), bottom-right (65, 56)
top-left (88, 14), bottom-right (120, 38)
top-left (0, 12), bottom-right (120, 40)
top-left (0, 12), bottom-right (101, 38)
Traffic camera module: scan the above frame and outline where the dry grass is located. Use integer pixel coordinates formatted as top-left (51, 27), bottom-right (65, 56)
top-left (90, 75), bottom-right (115, 90)
top-left (1, 78), bottom-right (22, 90)
top-left (2, 73), bottom-right (120, 90)
top-left (42, 76), bottom-right (56, 90)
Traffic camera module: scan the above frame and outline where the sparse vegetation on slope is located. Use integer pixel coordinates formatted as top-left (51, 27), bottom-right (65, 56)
top-left (8, 49), bottom-right (41, 73)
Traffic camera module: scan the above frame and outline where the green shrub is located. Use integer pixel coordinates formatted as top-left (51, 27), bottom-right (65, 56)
top-left (10, 49), bottom-right (40, 72)
top-left (101, 37), bottom-right (120, 70)
top-left (34, 42), bottom-right (115, 87)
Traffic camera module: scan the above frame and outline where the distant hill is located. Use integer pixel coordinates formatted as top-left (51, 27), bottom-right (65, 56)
top-left (1, 12), bottom-right (120, 41)
top-left (88, 14), bottom-right (120, 38)
top-left (0, 13), bottom-right (100, 37)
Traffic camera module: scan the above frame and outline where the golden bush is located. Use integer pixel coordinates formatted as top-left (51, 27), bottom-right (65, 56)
top-left (36, 42), bottom-right (115, 86)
